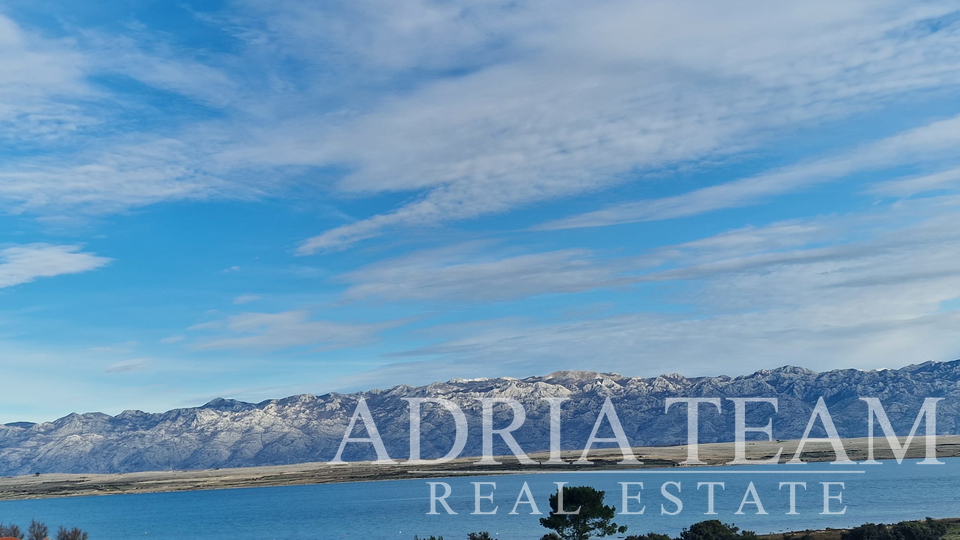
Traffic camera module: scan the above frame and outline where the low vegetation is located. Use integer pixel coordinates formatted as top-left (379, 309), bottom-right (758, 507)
top-left (415, 484), bottom-right (958, 540)
top-left (444, 520), bottom-right (953, 540)
top-left (0, 520), bottom-right (87, 540)
top-left (841, 519), bottom-right (947, 540)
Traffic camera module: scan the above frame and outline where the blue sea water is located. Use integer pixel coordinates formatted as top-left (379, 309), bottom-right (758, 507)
top-left (0, 459), bottom-right (956, 540)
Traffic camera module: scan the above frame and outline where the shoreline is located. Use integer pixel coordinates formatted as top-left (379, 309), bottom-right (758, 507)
top-left (0, 435), bottom-right (958, 501)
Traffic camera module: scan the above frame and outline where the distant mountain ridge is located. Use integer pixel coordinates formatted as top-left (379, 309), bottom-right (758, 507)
top-left (0, 361), bottom-right (958, 476)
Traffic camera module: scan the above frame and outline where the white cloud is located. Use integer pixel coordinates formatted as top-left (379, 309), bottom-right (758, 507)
top-left (339, 242), bottom-right (634, 302)
top-left (292, 0), bottom-right (960, 251)
top-left (4, 2), bottom-right (960, 245)
top-left (105, 358), bottom-right (150, 374)
top-left (0, 15), bottom-right (253, 218)
top-left (869, 165), bottom-right (960, 196)
top-left (372, 196), bottom-right (960, 379)
top-left (0, 244), bottom-right (111, 289)
top-left (0, 15), bottom-right (95, 145)
top-left (87, 341), bottom-right (139, 354)
top-left (538, 114), bottom-right (960, 230)
top-left (232, 294), bottom-right (261, 305)
top-left (0, 17), bottom-right (263, 215)
top-left (192, 310), bottom-right (397, 351)
top-left (87, 33), bottom-right (242, 109)
top-left (0, 136), bottom-right (251, 214)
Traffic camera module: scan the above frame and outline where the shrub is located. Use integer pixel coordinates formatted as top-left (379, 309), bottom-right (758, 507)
top-left (625, 533), bottom-right (673, 540)
top-left (0, 523), bottom-right (24, 539)
top-left (841, 518), bottom-right (946, 540)
top-left (55, 527), bottom-right (88, 540)
top-left (28, 521), bottom-right (48, 540)
top-left (679, 520), bottom-right (758, 540)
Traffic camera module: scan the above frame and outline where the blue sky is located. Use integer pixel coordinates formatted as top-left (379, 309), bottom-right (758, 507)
top-left (3, 0), bottom-right (960, 422)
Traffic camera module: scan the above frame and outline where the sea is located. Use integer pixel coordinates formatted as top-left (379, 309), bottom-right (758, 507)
top-left (0, 458), bottom-right (956, 540)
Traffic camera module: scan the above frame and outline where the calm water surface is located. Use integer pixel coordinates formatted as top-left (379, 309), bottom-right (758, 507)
top-left (0, 459), bottom-right (956, 540)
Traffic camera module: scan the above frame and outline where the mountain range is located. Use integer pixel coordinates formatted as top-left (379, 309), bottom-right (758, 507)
top-left (1, 361), bottom-right (958, 476)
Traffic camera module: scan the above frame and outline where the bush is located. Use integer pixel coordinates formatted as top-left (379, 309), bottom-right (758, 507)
top-left (841, 518), bottom-right (946, 540)
top-left (625, 534), bottom-right (673, 540)
top-left (55, 528), bottom-right (87, 540)
top-left (28, 521), bottom-right (48, 540)
top-left (0, 523), bottom-right (24, 539)
top-left (467, 533), bottom-right (493, 540)
top-left (679, 520), bottom-right (758, 540)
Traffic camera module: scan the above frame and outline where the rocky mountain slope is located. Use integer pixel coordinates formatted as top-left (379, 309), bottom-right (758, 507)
top-left (1, 361), bottom-right (958, 475)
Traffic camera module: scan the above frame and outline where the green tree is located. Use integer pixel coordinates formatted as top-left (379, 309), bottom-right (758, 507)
top-left (679, 521), bottom-right (757, 540)
top-left (539, 486), bottom-right (626, 540)
top-left (625, 533), bottom-right (673, 540)
top-left (467, 533), bottom-right (493, 540)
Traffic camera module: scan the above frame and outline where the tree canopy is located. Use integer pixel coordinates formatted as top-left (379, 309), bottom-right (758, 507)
top-left (539, 486), bottom-right (627, 540)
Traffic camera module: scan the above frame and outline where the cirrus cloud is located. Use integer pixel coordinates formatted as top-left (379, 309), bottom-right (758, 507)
top-left (191, 310), bottom-right (400, 351)
top-left (0, 244), bottom-right (111, 289)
